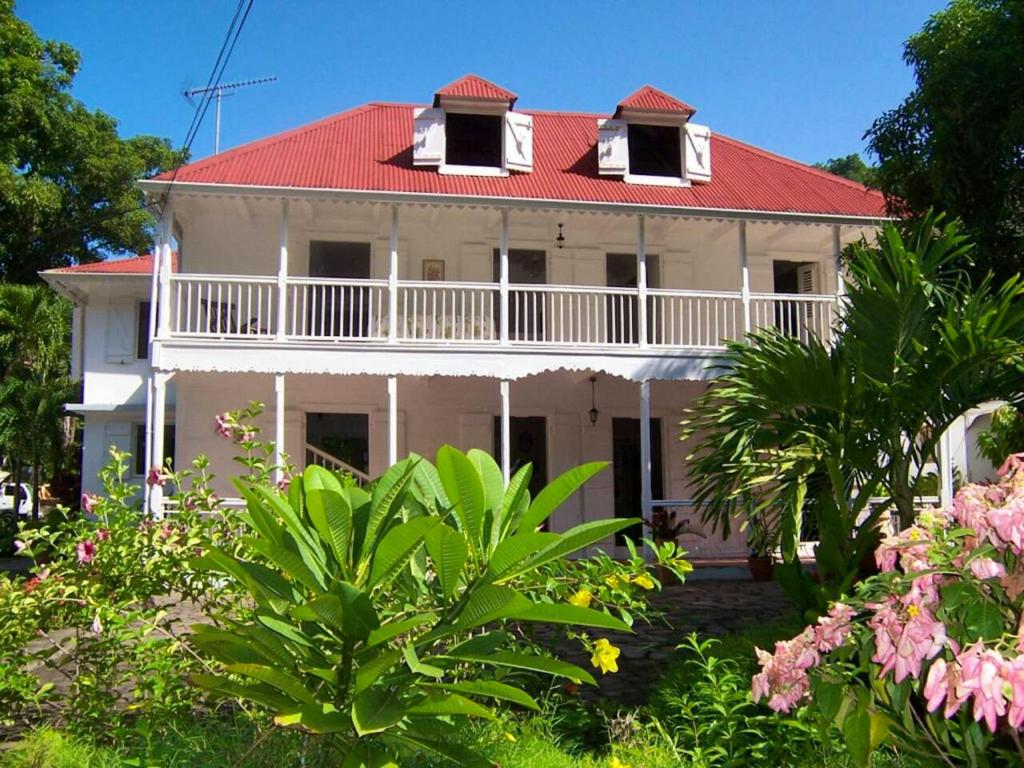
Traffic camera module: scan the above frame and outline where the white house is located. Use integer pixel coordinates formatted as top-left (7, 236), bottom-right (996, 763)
top-left (42, 76), bottom-right (889, 560)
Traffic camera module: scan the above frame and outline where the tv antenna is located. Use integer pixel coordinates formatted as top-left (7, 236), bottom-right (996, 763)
top-left (184, 75), bottom-right (277, 154)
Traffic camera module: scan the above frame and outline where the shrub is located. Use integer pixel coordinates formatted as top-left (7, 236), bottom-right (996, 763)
top-left (751, 454), bottom-right (1024, 767)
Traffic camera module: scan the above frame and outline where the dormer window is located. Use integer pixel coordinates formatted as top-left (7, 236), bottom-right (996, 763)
top-left (412, 75), bottom-right (533, 176)
top-left (627, 124), bottom-right (682, 178)
top-left (445, 112), bottom-right (503, 168)
top-left (597, 85), bottom-right (712, 186)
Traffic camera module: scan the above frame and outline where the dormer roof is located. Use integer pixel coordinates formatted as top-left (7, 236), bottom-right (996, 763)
top-left (434, 75), bottom-right (517, 108)
top-left (615, 85), bottom-right (696, 118)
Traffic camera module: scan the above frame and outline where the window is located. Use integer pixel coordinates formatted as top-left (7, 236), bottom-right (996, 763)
top-left (136, 301), bottom-right (151, 359)
top-left (627, 124), bottom-right (682, 178)
top-left (306, 413), bottom-right (369, 474)
top-left (134, 423), bottom-right (175, 476)
top-left (445, 112), bottom-right (503, 168)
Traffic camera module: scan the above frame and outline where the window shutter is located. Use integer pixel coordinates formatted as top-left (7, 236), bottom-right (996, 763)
top-left (105, 302), bottom-right (135, 364)
top-left (797, 264), bottom-right (817, 294)
top-left (412, 107), bottom-right (445, 166)
top-left (683, 122), bottom-right (712, 182)
top-left (597, 119), bottom-right (628, 175)
top-left (504, 112), bottom-right (533, 172)
top-left (104, 421), bottom-right (132, 457)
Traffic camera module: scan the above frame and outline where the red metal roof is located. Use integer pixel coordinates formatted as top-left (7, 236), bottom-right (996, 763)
top-left (434, 75), bottom-right (517, 107)
top-left (47, 253), bottom-right (177, 275)
top-left (150, 103), bottom-right (886, 218)
top-left (616, 85), bottom-right (696, 116)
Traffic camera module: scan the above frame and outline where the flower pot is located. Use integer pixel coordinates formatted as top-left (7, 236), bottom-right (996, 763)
top-left (747, 554), bottom-right (774, 581)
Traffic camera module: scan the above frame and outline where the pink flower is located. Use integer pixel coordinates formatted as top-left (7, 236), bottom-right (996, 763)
top-left (159, 523), bottom-right (174, 540)
top-left (277, 475), bottom-right (291, 492)
top-left (147, 467), bottom-right (166, 487)
top-left (924, 657), bottom-right (969, 718)
top-left (967, 556), bottom-right (1006, 580)
top-left (76, 539), bottom-right (96, 565)
top-left (215, 413), bottom-right (233, 439)
top-left (875, 535), bottom-right (900, 572)
top-left (957, 643), bottom-right (1008, 732)
top-left (751, 629), bottom-right (820, 713)
top-left (1005, 655), bottom-right (1024, 729)
top-left (13, 539), bottom-right (26, 553)
top-left (998, 453), bottom-right (1024, 478)
top-left (96, 528), bottom-right (110, 542)
top-left (814, 602), bottom-right (856, 652)
top-left (80, 493), bottom-right (96, 514)
top-left (90, 614), bottom-right (103, 634)
top-left (868, 597), bottom-right (945, 683)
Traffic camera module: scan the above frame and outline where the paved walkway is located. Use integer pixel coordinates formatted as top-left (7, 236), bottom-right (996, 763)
top-left (541, 579), bottom-right (795, 706)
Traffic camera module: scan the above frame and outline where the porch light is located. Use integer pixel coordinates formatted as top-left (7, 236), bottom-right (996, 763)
top-left (556, 223), bottom-right (565, 249)
top-left (589, 375), bottom-right (599, 426)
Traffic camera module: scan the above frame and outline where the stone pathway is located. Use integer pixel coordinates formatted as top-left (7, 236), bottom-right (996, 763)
top-left (540, 579), bottom-right (796, 706)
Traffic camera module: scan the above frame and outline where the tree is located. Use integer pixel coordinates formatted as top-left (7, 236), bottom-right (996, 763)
top-left (0, 284), bottom-right (76, 518)
top-left (0, 1), bottom-right (181, 283)
top-left (867, 0), bottom-right (1024, 283)
top-left (814, 154), bottom-right (878, 187)
top-left (683, 214), bottom-right (1024, 612)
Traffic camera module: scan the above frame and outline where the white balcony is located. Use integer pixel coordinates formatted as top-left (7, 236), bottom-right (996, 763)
top-left (162, 273), bottom-right (837, 350)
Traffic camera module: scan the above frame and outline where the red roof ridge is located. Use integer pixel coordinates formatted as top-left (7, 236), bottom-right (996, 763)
top-left (434, 74), bottom-right (517, 106)
top-left (150, 103), bottom-right (380, 182)
top-left (617, 85), bottom-right (696, 116)
top-left (714, 133), bottom-right (883, 198)
top-left (44, 252), bottom-right (179, 275)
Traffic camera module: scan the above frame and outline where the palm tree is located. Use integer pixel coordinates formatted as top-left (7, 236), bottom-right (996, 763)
top-left (683, 213), bottom-right (1024, 610)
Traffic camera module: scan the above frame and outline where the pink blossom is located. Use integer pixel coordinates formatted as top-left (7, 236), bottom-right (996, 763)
top-left (159, 523), bottom-right (174, 540)
top-left (924, 657), bottom-right (969, 718)
top-left (966, 556), bottom-right (1006, 580)
top-left (277, 475), bottom-right (292, 493)
top-left (80, 493), bottom-right (96, 514)
top-left (998, 453), bottom-right (1024, 478)
top-left (875, 535), bottom-right (900, 572)
top-left (13, 539), bottom-right (26, 553)
top-left (751, 629), bottom-right (820, 713)
top-left (90, 614), bottom-right (103, 634)
top-left (147, 466), bottom-right (166, 487)
top-left (868, 597), bottom-right (945, 683)
top-left (957, 643), bottom-right (1008, 732)
top-left (96, 528), bottom-right (110, 542)
top-left (215, 413), bottom-right (233, 439)
top-left (814, 602), bottom-right (856, 652)
top-left (76, 539), bottom-right (96, 565)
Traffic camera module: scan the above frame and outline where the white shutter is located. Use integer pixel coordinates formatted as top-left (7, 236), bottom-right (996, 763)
top-left (104, 420), bottom-right (132, 457)
top-left (412, 107), bottom-right (445, 166)
top-left (105, 302), bottom-right (135, 364)
top-left (684, 122), bottom-right (712, 182)
top-left (597, 119), bottom-right (628, 175)
top-left (504, 111), bottom-right (533, 172)
top-left (797, 264), bottom-right (817, 294)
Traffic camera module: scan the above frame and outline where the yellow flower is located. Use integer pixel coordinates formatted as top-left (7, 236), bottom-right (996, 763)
top-left (632, 573), bottom-right (655, 590)
top-left (569, 589), bottom-right (593, 608)
top-left (604, 575), bottom-right (621, 589)
top-left (591, 637), bottom-right (621, 674)
top-left (610, 757), bottom-right (632, 768)
top-left (504, 731), bottom-right (517, 743)
top-left (907, 603), bottom-right (920, 618)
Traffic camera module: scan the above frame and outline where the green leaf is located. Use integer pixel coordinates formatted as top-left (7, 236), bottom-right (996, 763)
top-left (517, 518), bottom-right (639, 574)
top-left (225, 663), bottom-right (316, 705)
top-left (341, 743), bottom-right (399, 768)
top-left (466, 448), bottom-right (504, 516)
top-left (189, 625), bottom-right (275, 666)
top-left (402, 643), bottom-right (444, 678)
top-left (454, 585), bottom-right (531, 630)
top-left (190, 673), bottom-right (296, 711)
top-left (442, 649), bottom-right (595, 685)
top-left (305, 476), bottom-right (353, 574)
top-left (427, 680), bottom-right (539, 711)
top-left (364, 613), bottom-right (437, 649)
top-left (496, 463), bottom-right (532, 545)
top-left (248, 534), bottom-right (327, 593)
top-left (406, 693), bottom-right (494, 719)
top-left (351, 687), bottom-right (405, 735)
top-left (353, 648), bottom-right (403, 694)
top-left (509, 603), bottom-right (631, 632)
top-left (436, 445), bottom-right (487, 552)
top-left (965, 601), bottom-right (1003, 641)
top-left (274, 703), bottom-right (351, 733)
top-left (368, 516), bottom-right (439, 589)
top-left (482, 531), bottom-right (559, 583)
top-left (384, 731), bottom-right (491, 768)
top-left (815, 680), bottom-right (845, 724)
top-left (291, 585), bottom-right (379, 642)
top-left (516, 461), bottom-right (607, 533)
top-left (364, 458), bottom-right (417, 555)
top-left (425, 523), bottom-right (469, 598)
top-left (842, 702), bottom-right (871, 768)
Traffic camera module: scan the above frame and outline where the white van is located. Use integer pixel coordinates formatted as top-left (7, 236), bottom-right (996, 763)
top-left (0, 483), bottom-right (32, 519)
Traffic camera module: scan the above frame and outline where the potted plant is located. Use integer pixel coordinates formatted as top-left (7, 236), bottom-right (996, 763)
top-left (746, 517), bottom-right (775, 581)
top-left (643, 506), bottom-right (704, 584)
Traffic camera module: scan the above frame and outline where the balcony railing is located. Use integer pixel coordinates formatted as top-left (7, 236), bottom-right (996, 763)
top-left (164, 274), bottom-right (837, 349)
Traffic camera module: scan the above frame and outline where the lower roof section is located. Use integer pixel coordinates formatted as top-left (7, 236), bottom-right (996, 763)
top-left (152, 342), bottom-right (724, 382)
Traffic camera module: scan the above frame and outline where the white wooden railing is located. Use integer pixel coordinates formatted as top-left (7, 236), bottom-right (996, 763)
top-left (304, 443), bottom-right (371, 484)
top-left (163, 275), bottom-right (838, 349)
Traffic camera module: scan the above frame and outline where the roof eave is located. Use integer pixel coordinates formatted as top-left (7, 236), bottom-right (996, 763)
top-left (137, 179), bottom-right (893, 227)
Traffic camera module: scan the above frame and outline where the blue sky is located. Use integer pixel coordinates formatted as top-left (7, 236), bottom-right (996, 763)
top-left (21, 0), bottom-right (947, 167)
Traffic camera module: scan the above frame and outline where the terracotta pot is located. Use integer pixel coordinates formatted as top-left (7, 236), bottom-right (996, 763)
top-left (747, 554), bottom-right (774, 581)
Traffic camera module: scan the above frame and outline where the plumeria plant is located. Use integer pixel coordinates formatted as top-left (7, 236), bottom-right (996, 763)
top-left (751, 454), bottom-right (1024, 767)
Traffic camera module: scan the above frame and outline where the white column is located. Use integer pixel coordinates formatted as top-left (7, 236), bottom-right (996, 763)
top-left (387, 376), bottom-right (398, 466)
top-left (143, 375), bottom-right (155, 513)
top-left (156, 236), bottom-right (173, 339)
top-left (637, 215), bottom-right (648, 347)
top-left (639, 379), bottom-right (653, 525)
top-left (499, 210), bottom-right (509, 346)
top-left (149, 371), bottom-right (172, 517)
top-left (388, 205), bottom-right (399, 344)
top-left (274, 373), bottom-right (285, 484)
top-left (938, 428), bottom-right (954, 508)
top-left (277, 200), bottom-right (289, 340)
top-left (500, 379), bottom-right (511, 484)
top-left (739, 220), bottom-right (751, 337)
top-left (832, 224), bottom-right (845, 297)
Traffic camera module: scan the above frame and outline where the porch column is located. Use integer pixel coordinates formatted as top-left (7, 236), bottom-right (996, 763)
top-left (499, 209), bottom-right (509, 346)
top-left (832, 224), bottom-right (845, 297)
top-left (274, 373), bottom-right (285, 484)
top-left (156, 231), bottom-right (173, 340)
top-left (144, 214), bottom-right (169, 513)
top-left (276, 200), bottom-right (289, 340)
top-left (388, 205), bottom-right (399, 344)
top-left (639, 379), bottom-right (653, 527)
top-left (938, 427), bottom-right (954, 508)
top-left (387, 376), bottom-right (398, 466)
top-left (149, 370), bottom-right (173, 517)
top-left (143, 376), bottom-right (155, 513)
top-left (739, 221), bottom-right (751, 337)
top-left (500, 379), bottom-right (511, 484)
top-left (637, 215), bottom-right (648, 347)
